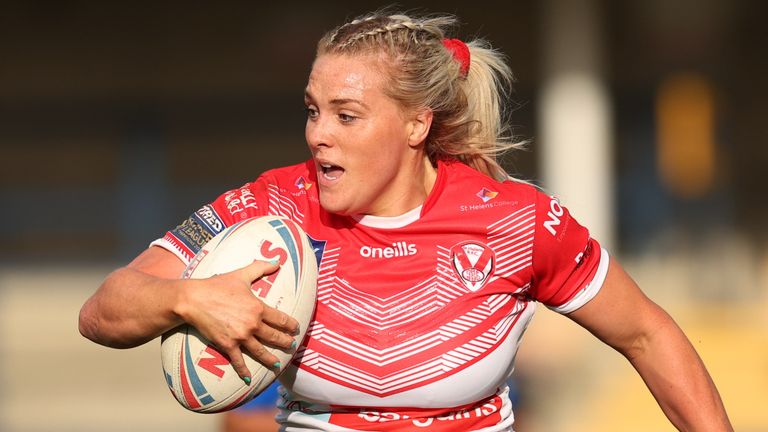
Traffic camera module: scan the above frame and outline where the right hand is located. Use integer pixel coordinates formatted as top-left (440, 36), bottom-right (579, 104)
top-left (177, 260), bottom-right (300, 381)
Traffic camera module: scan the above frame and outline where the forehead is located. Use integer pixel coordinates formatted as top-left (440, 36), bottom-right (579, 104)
top-left (306, 54), bottom-right (388, 101)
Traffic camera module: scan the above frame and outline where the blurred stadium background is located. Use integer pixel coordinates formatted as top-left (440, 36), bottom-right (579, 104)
top-left (1, 0), bottom-right (766, 431)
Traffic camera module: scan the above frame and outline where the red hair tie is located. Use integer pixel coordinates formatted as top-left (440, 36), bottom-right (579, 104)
top-left (442, 38), bottom-right (470, 78)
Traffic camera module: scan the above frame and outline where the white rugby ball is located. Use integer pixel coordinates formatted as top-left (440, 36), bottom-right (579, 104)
top-left (160, 215), bottom-right (318, 413)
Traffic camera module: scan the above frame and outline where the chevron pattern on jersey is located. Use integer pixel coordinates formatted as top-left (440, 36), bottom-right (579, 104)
top-left (267, 185), bottom-right (305, 224)
top-left (487, 203), bottom-right (535, 283)
top-left (295, 298), bottom-right (528, 396)
top-left (315, 246), bottom-right (341, 303)
top-left (326, 275), bottom-right (441, 330)
top-left (316, 245), bottom-right (498, 334)
top-left (295, 230), bottom-right (534, 396)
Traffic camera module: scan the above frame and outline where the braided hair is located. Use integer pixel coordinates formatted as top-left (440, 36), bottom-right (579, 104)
top-left (316, 12), bottom-right (524, 181)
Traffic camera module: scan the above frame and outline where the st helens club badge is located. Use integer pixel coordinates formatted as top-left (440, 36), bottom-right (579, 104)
top-left (450, 241), bottom-right (495, 292)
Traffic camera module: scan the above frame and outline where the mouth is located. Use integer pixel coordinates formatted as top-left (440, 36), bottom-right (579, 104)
top-left (318, 161), bottom-right (345, 181)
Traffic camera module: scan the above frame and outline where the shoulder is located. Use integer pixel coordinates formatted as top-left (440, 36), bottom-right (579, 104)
top-left (250, 160), bottom-right (318, 224)
top-left (255, 160), bottom-right (314, 188)
top-left (436, 161), bottom-right (588, 243)
top-left (231, 160), bottom-right (316, 203)
top-left (438, 160), bottom-right (541, 207)
top-left (204, 160), bottom-right (314, 222)
top-left (419, 161), bottom-right (544, 235)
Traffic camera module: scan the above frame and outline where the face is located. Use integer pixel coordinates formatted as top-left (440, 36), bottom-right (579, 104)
top-left (304, 54), bottom-right (433, 216)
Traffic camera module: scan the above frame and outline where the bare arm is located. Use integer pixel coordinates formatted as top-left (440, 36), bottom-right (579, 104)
top-left (78, 246), bottom-right (299, 379)
top-left (78, 246), bottom-right (188, 348)
top-left (567, 259), bottom-right (732, 431)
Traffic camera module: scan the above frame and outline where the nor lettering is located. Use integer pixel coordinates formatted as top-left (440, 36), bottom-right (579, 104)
top-left (543, 197), bottom-right (564, 236)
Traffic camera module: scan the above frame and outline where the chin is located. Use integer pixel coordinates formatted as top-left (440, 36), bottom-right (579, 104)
top-left (318, 194), bottom-right (354, 216)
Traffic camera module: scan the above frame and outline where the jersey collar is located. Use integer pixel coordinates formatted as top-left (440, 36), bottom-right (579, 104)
top-left (352, 205), bottom-right (423, 229)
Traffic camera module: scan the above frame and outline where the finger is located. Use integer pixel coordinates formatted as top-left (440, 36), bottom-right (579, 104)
top-left (224, 346), bottom-right (252, 384)
top-left (255, 324), bottom-right (296, 351)
top-left (239, 259), bottom-right (280, 282)
top-left (242, 338), bottom-right (282, 370)
top-left (261, 304), bottom-right (300, 336)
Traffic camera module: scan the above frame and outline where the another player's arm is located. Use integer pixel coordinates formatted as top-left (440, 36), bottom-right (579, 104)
top-left (78, 245), bottom-right (299, 379)
top-left (567, 260), bottom-right (733, 431)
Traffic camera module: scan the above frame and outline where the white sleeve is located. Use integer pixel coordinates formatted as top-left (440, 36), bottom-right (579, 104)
top-left (547, 248), bottom-right (610, 314)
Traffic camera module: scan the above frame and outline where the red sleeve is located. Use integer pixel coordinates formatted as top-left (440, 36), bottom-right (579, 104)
top-left (150, 177), bottom-right (271, 264)
top-left (529, 190), bottom-right (608, 313)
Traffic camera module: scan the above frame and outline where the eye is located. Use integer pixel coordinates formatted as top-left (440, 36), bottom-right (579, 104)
top-left (338, 113), bottom-right (357, 123)
top-left (305, 106), bottom-right (319, 120)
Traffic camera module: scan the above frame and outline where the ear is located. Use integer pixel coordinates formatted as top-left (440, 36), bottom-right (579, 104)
top-left (407, 107), bottom-right (433, 148)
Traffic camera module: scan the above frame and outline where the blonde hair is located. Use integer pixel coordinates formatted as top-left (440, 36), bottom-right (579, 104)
top-left (317, 11), bottom-right (525, 181)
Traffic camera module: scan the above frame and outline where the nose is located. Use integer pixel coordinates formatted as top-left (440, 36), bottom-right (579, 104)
top-left (305, 115), bottom-right (332, 150)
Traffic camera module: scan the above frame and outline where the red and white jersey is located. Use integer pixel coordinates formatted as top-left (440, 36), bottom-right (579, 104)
top-left (153, 159), bottom-right (609, 432)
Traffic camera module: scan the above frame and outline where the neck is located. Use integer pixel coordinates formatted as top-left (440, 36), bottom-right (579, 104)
top-left (420, 156), bottom-right (438, 200)
top-left (367, 155), bottom-right (437, 217)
